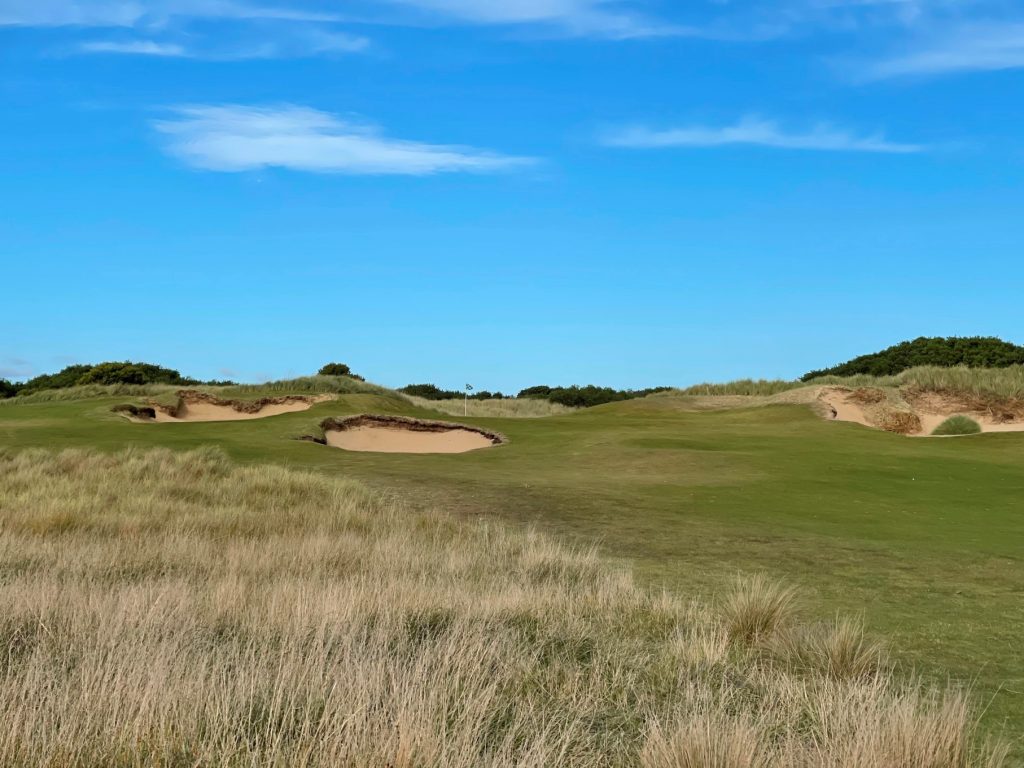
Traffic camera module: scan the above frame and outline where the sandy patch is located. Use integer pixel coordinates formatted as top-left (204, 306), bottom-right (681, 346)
top-left (154, 401), bottom-right (315, 422)
top-left (316, 414), bottom-right (505, 454)
top-left (818, 389), bottom-right (874, 428)
top-left (120, 390), bottom-right (332, 423)
top-left (817, 387), bottom-right (1024, 436)
top-left (326, 425), bottom-right (495, 453)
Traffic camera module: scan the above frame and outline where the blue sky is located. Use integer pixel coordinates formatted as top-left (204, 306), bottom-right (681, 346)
top-left (3, 0), bottom-right (1023, 392)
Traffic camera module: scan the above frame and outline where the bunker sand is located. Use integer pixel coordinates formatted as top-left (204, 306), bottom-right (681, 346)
top-left (317, 414), bottom-right (506, 454)
top-left (133, 391), bottom-right (332, 423)
top-left (819, 386), bottom-right (1024, 436)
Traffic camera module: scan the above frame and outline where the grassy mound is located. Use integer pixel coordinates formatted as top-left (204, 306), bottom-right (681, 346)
top-left (932, 415), bottom-right (983, 436)
top-left (403, 394), bottom-right (574, 418)
top-left (0, 448), bottom-right (1008, 766)
top-left (803, 337), bottom-right (1024, 380)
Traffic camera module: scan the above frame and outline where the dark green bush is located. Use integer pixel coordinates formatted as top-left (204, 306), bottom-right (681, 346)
top-left (318, 363), bottom-right (351, 377)
top-left (517, 384), bottom-right (671, 408)
top-left (16, 362), bottom-right (231, 395)
top-left (0, 379), bottom-right (20, 399)
top-left (803, 337), bottom-right (1024, 381)
top-left (931, 415), bottom-right (982, 436)
top-left (399, 384), bottom-right (505, 401)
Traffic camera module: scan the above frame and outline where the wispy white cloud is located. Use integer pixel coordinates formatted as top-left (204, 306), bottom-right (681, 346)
top-left (860, 22), bottom-right (1024, 78)
top-left (154, 104), bottom-right (536, 175)
top-left (370, 0), bottom-right (690, 39)
top-left (0, 0), bottom-right (343, 27)
top-left (79, 39), bottom-right (187, 55)
top-left (2, 1), bottom-right (366, 59)
top-left (602, 116), bottom-right (924, 153)
top-left (0, 0), bottom-right (143, 27)
top-left (77, 29), bottom-right (369, 58)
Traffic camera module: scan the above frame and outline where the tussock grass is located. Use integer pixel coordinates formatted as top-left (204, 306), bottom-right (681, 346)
top-left (809, 365), bottom-right (1024, 401)
top-left (668, 366), bottom-right (1024, 405)
top-left (0, 382), bottom-right (182, 404)
top-left (221, 374), bottom-right (392, 398)
top-left (673, 380), bottom-right (805, 397)
top-left (0, 448), bottom-right (1009, 766)
top-left (0, 374), bottom-right (393, 406)
top-left (404, 395), bottom-right (575, 418)
top-left (722, 574), bottom-right (798, 645)
top-left (932, 415), bottom-right (983, 436)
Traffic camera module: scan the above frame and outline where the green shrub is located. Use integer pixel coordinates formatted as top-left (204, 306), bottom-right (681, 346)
top-left (399, 383), bottom-right (505, 401)
top-left (803, 336), bottom-right (1024, 381)
top-left (0, 379), bottom-right (20, 399)
top-left (518, 384), bottom-right (671, 408)
top-left (16, 362), bottom-right (232, 395)
top-left (931, 415), bottom-right (982, 436)
top-left (318, 362), bottom-right (351, 376)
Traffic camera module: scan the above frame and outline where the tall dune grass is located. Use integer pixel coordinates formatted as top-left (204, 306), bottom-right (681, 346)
top-left (671, 366), bottom-right (1024, 403)
top-left (0, 374), bottom-right (393, 406)
top-left (0, 447), bottom-right (1007, 766)
top-left (404, 395), bottom-right (575, 418)
top-left (672, 380), bottom-right (805, 397)
top-left (0, 382), bottom-right (183, 404)
top-left (808, 365), bottom-right (1024, 400)
top-left (221, 374), bottom-right (393, 398)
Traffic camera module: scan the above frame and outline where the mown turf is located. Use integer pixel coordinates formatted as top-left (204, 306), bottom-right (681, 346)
top-left (1, 391), bottom-right (1021, 748)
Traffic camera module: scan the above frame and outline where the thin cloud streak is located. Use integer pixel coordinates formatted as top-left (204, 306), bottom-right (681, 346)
top-left (860, 23), bottom-right (1024, 79)
top-left (76, 30), bottom-right (369, 58)
top-left (79, 40), bottom-right (188, 56)
top-left (154, 104), bottom-right (536, 175)
top-left (602, 117), bottom-right (925, 154)
top-left (368, 0), bottom-right (691, 39)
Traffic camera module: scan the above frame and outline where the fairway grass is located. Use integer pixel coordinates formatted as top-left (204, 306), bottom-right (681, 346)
top-left (0, 448), bottom-right (1010, 765)
top-left (0, 387), bottom-right (1022, 755)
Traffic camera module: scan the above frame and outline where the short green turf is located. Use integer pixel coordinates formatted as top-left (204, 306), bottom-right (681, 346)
top-left (1, 391), bottom-right (1022, 745)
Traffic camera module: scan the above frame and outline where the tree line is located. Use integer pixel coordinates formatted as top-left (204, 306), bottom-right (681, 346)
top-left (400, 382), bottom-right (671, 408)
top-left (802, 336), bottom-right (1024, 380)
top-left (0, 362), bottom-right (233, 399)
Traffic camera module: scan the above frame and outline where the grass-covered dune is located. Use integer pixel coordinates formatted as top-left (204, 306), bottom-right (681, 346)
top-left (1, 375), bottom-right (1023, 758)
top-left (0, 447), bottom-right (1009, 766)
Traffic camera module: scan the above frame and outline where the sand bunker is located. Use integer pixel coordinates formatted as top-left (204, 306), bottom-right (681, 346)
top-left (315, 415), bottom-right (505, 454)
top-left (118, 391), bottom-right (331, 423)
top-left (818, 387), bottom-right (1024, 437)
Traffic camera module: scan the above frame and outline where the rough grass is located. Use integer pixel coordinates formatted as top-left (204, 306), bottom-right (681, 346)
top-left (672, 380), bottom-right (805, 397)
top-left (0, 448), bottom-right (1009, 767)
top-left (808, 366), bottom-right (1024, 401)
top-left (670, 366), bottom-right (1024, 404)
top-left (404, 395), bottom-right (576, 418)
top-left (0, 374), bottom-right (392, 407)
top-left (932, 415), bottom-right (983, 436)
top-left (0, 383), bottom-right (182, 404)
top-left (221, 374), bottom-right (392, 398)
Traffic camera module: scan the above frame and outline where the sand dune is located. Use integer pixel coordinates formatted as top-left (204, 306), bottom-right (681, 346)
top-left (818, 387), bottom-right (1024, 436)
top-left (118, 390), bottom-right (332, 423)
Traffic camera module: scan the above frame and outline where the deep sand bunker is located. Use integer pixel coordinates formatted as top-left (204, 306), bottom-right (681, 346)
top-left (117, 391), bottom-right (331, 423)
top-left (316, 415), bottom-right (506, 454)
top-left (818, 386), bottom-right (1024, 436)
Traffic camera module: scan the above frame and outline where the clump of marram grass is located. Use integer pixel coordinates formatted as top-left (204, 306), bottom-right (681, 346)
top-left (0, 448), bottom-right (1010, 767)
top-left (722, 573), bottom-right (798, 645)
top-left (403, 394), bottom-right (575, 418)
top-left (763, 617), bottom-right (888, 681)
top-left (932, 415), bottom-right (983, 436)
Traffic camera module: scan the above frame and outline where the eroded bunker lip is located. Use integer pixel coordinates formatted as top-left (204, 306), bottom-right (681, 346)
top-left (817, 386), bottom-right (1024, 436)
top-left (115, 390), bottom-right (332, 423)
top-left (313, 414), bottom-right (507, 454)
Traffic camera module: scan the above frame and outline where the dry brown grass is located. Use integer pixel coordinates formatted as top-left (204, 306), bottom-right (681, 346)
top-left (0, 448), bottom-right (1009, 767)
top-left (877, 408), bottom-right (923, 435)
top-left (404, 395), bottom-right (575, 418)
